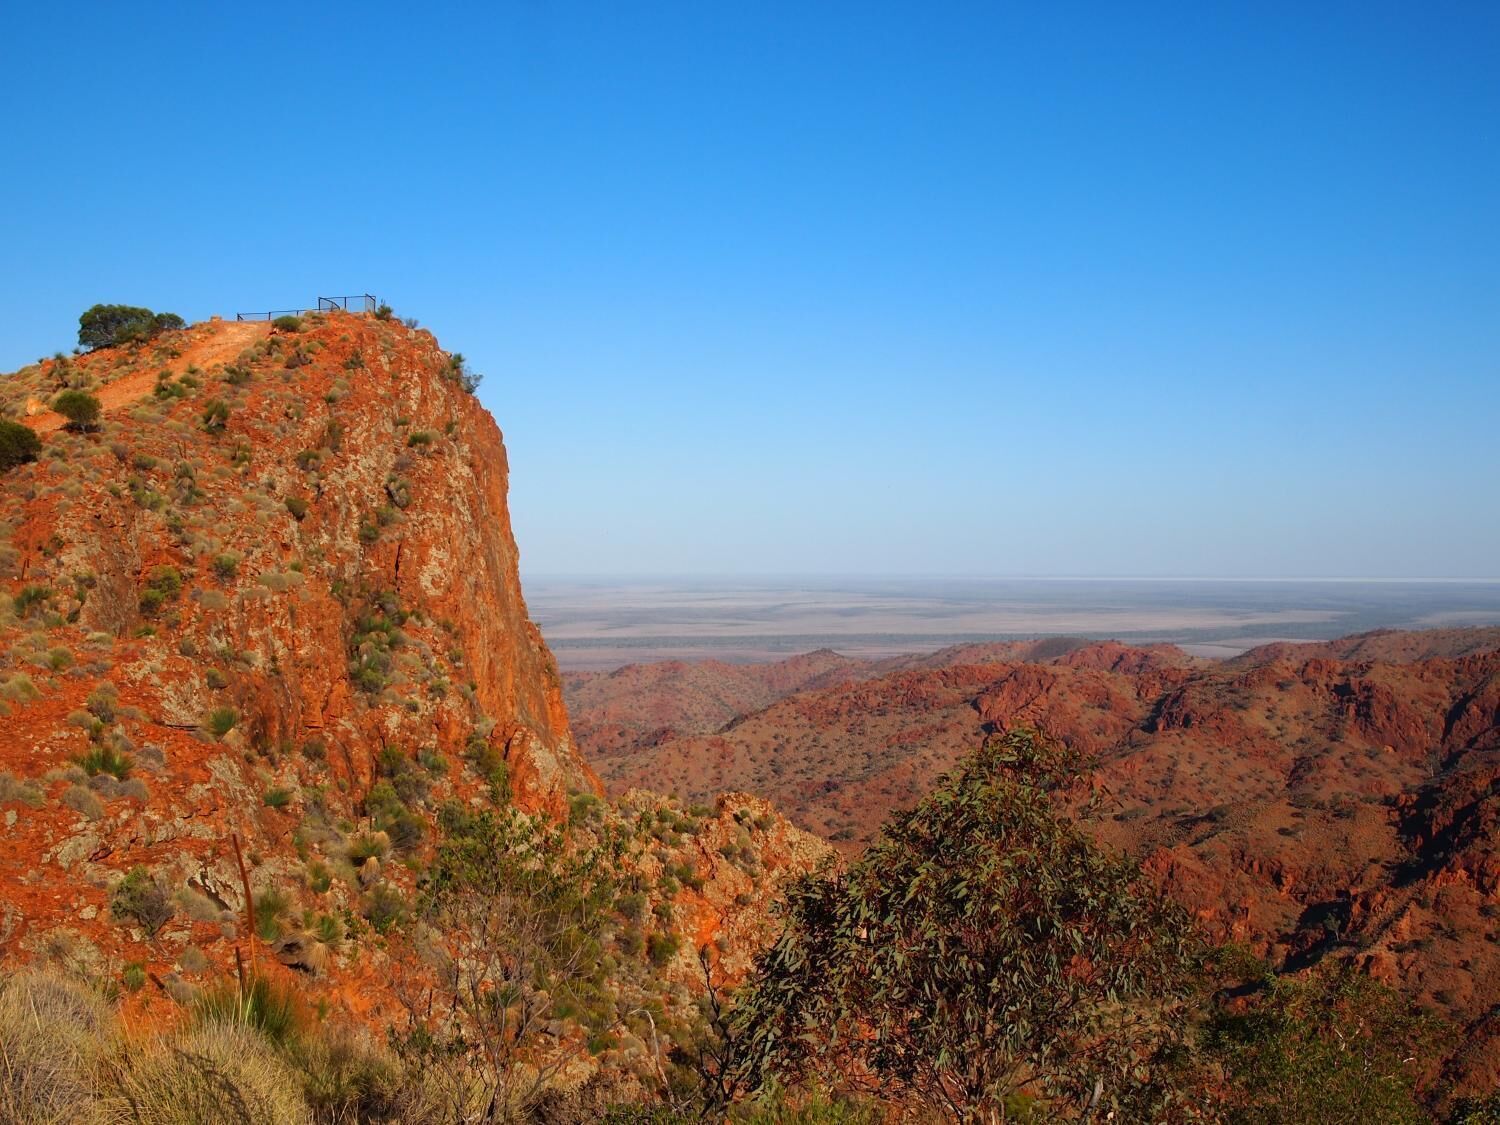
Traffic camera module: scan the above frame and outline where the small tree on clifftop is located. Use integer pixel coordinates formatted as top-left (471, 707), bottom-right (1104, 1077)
top-left (78, 304), bottom-right (184, 350)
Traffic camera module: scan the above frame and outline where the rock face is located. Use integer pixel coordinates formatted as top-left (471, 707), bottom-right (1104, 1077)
top-left (567, 630), bottom-right (1500, 1089)
top-left (0, 312), bottom-right (595, 1017)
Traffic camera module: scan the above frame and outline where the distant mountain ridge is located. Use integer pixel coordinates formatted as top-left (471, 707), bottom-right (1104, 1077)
top-left (566, 627), bottom-right (1500, 1093)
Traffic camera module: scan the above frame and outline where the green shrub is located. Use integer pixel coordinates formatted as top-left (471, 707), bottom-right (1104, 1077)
top-left (444, 352), bottom-right (483, 394)
top-left (647, 931), bottom-right (680, 967)
top-left (212, 552), bottom-right (240, 579)
top-left (51, 390), bottom-right (101, 431)
top-left (374, 304), bottom-right (393, 321)
top-left (76, 744), bottom-right (133, 780)
top-left (122, 963), bottom-right (147, 992)
top-left (139, 564), bottom-right (183, 614)
top-left (0, 419), bottom-right (41, 472)
top-left (733, 729), bottom-right (1200, 1120)
top-left (263, 787), bottom-right (293, 810)
top-left (110, 866), bottom-right (174, 936)
top-left (284, 495), bottom-right (308, 521)
top-left (78, 304), bottom-right (183, 350)
top-left (271, 315), bottom-right (303, 332)
top-left (253, 887), bottom-right (291, 942)
top-left (363, 883), bottom-right (405, 933)
top-left (207, 706), bottom-right (238, 738)
top-left (201, 399), bottom-right (230, 431)
top-left (406, 430), bottom-right (435, 448)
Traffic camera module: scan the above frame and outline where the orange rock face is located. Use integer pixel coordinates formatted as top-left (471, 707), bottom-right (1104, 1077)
top-left (0, 312), bottom-right (595, 1018)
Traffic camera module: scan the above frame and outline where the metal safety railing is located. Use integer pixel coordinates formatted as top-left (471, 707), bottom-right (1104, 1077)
top-left (236, 293), bottom-right (379, 321)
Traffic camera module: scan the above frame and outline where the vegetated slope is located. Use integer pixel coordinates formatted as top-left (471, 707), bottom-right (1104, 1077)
top-left (0, 312), bottom-right (821, 1047)
top-left (563, 648), bottom-right (867, 757)
top-left (570, 631), bottom-right (1500, 1091)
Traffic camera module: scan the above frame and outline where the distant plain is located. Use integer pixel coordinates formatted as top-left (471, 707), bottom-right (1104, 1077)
top-left (526, 577), bottom-right (1500, 670)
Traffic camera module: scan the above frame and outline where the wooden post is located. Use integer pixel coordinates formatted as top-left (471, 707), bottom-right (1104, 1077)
top-left (231, 832), bottom-right (257, 982)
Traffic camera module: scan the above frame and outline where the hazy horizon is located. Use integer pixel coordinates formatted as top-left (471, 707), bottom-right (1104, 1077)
top-left (526, 575), bottom-right (1500, 669)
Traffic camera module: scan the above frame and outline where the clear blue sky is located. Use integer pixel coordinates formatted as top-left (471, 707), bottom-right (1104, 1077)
top-left (2, 2), bottom-right (1496, 578)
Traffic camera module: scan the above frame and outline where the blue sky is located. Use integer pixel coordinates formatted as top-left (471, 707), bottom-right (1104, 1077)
top-left (2, 2), bottom-right (1496, 578)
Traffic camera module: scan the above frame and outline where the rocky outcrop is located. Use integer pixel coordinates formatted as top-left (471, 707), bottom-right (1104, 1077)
top-left (0, 311), bottom-right (596, 1024)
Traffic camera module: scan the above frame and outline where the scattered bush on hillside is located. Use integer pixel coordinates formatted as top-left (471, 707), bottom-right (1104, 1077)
top-left (138, 564), bottom-right (182, 614)
top-left (78, 304), bottom-right (183, 350)
top-left (207, 706), bottom-right (238, 738)
top-left (76, 744), bottom-right (133, 781)
top-left (1202, 961), bottom-right (1440, 1124)
top-left (284, 495), bottom-right (309, 521)
top-left (110, 865), bottom-right (175, 936)
top-left (201, 398), bottom-right (230, 431)
top-left (732, 729), bottom-right (1202, 1121)
top-left (444, 352), bottom-right (483, 394)
top-left (374, 303), bottom-right (393, 321)
top-left (271, 315), bottom-right (303, 333)
top-left (391, 802), bottom-right (625, 1120)
top-left (52, 390), bottom-right (102, 431)
top-left (0, 418), bottom-right (41, 472)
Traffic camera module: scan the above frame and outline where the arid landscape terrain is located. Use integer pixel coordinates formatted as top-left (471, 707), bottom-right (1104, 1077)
top-left (1, 309), bottom-right (1496, 1121)
top-left (566, 626), bottom-right (1500, 1093)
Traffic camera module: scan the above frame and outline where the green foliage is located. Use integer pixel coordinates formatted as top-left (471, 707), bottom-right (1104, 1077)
top-left (733, 729), bottom-right (1201, 1121)
top-left (138, 564), bottom-right (182, 614)
top-left (1204, 965), bottom-right (1439, 1123)
top-left (263, 787), bottom-right (293, 810)
top-left (76, 744), bottom-right (133, 780)
top-left (122, 963), bottom-right (147, 993)
top-left (444, 352), bottom-right (483, 393)
top-left (211, 552), bottom-right (239, 579)
top-left (0, 418), bottom-right (41, 472)
top-left (193, 975), bottom-right (303, 1047)
top-left (254, 887), bottom-right (291, 941)
top-left (284, 495), bottom-right (308, 521)
top-left (78, 304), bottom-right (183, 350)
top-left (363, 883), bottom-right (406, 933)
top-left (348, 590), bottom-right (404, 694)
top-left (206, 706), bottom-right (238, 738)
top-left (201, 398), bottom-right (230, 431)
top-left (51, 390), bottom-right (101, 431)
top-left (374, 303), bottom-right (393, 321)
top-left (272, 315), bottom-right (304, 332)
top-left (406, 430), bottom-right (435, 448)
top-left (647, 931), bottom-right (681, 968)
top-left (393, 802), bottom-right (627, 1116)
top-left (110, 866), bottom-right (174, 937)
